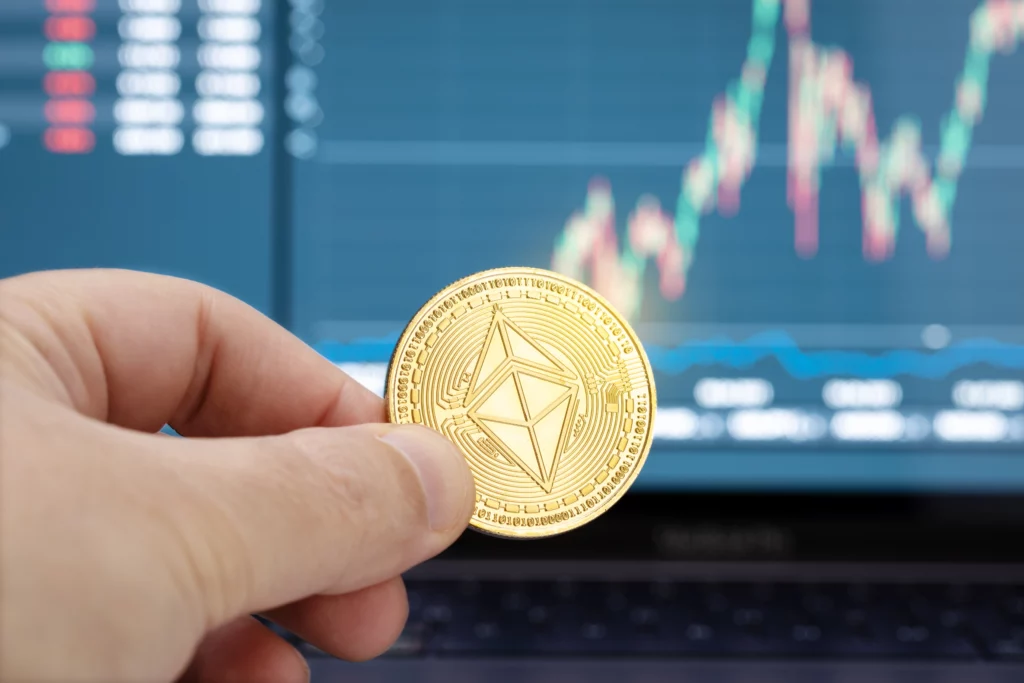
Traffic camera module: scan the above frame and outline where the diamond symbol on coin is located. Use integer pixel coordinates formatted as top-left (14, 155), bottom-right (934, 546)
top-left (466, 307), bottom-right (578, 493)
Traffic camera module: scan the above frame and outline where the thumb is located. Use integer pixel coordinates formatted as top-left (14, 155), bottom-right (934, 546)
top-left (158, 422), bottom-right (475, 625)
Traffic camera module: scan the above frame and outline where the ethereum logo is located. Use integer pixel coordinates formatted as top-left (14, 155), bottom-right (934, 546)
top-left (466, 307), bottom-right (578, 493)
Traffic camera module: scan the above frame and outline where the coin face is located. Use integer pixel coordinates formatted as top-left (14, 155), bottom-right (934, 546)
top-left (386, 267), bottom-right (656, 539)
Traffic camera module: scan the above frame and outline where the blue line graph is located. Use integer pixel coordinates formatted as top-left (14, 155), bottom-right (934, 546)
top-left (645, 331), bottom-right (1024, 379)
top-left (315, 330), bottom-right (1024, 380)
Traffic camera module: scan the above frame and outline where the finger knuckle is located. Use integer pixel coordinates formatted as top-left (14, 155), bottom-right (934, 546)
top-left (286, 430), bottom-right (373, 526)
top-left (163, 467), bottom-right (254, 626)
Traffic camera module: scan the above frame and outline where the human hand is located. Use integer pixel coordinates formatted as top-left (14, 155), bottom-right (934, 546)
top-left (0, 269), bottom-right (475, 683)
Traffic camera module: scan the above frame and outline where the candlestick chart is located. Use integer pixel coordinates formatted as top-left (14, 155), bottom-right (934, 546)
top-left (6, 0), bottom-right (1024, 491)
top-left (552, 0), bottom-right (1024, 320)
top-left (292, 0), bottom-right (1024, 477)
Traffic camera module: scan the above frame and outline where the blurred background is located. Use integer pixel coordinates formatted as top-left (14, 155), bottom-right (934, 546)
top-left (2, 0), bottom-right (1024, 675)
top-left (2, 0), bottom-right (1023, 493)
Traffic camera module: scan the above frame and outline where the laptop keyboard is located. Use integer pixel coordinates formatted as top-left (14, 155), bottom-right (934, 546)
top-left (291, 579), bottom-right (1024, 661)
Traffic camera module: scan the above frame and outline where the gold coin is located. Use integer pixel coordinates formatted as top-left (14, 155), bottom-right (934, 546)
top-left (385, 267), bottom-right (656, 539)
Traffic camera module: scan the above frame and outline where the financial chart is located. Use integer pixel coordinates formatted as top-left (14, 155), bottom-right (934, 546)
top-left (2, 0), bottom-right (1023, 492)
top-left (288, 0), bottom-right (1024, 490)
top-left (0, 0), bottom-right (277, 310)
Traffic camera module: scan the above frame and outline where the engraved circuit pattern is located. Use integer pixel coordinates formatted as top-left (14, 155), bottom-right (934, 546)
top-left (386, 268), bottom-right (655, 539)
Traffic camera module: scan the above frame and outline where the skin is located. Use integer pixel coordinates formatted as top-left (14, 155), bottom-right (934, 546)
top-left (0, 269), bottom-right (477, 683)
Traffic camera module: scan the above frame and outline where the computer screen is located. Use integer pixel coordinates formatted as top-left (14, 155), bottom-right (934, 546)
top-left (0, 0), bottom-right (276, 311)
top-left (3, 0), bottom-right (1024, 493)
top-left (287, 0), bottom-right (1024, 492)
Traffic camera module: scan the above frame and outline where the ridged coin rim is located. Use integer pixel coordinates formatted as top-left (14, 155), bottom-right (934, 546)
top-left (385, 266), bottom-right (657, 539)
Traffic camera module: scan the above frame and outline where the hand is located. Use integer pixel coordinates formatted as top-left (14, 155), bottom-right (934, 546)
top-left (0, 269), bottom-right (475, 683)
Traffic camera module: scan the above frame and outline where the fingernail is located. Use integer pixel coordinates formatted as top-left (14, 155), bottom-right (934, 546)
top-left (294, 649), bottom-right (311, 683)
top-left (379, 426), bottom-right (472, 531)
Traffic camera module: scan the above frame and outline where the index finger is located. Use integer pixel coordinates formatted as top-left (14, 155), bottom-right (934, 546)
top-left (0, 269), bottom-right (382, 436)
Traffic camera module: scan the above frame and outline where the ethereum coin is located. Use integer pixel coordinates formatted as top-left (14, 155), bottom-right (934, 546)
top-left (385, 267), bottom-right (656, 539)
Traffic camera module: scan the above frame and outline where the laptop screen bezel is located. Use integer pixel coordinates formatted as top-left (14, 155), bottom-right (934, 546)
top-left (437, 491), bottom-right (1024, 563)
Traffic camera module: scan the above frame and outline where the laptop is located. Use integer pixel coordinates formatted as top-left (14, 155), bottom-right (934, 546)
top-left (299, 489), bottom-right (1024, 681)
top-left (287, 0), bottom-right (1024, 677)
top-left (2, 0), bottom-right (1022, 679)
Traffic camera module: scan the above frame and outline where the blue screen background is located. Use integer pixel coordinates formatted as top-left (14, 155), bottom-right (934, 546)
top-left (4, 0), bottom-right (1024, 492)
